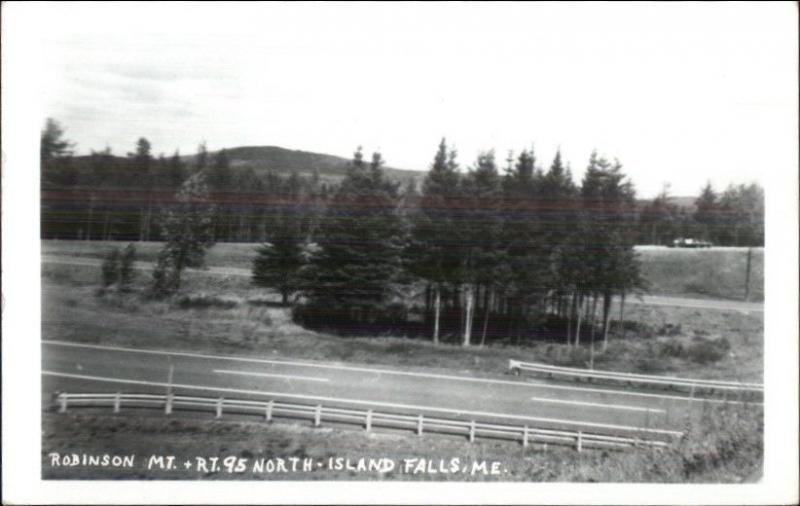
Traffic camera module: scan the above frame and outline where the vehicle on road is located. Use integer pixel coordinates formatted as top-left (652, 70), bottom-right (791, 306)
top-left (669, 237), bottom-right (713, 248)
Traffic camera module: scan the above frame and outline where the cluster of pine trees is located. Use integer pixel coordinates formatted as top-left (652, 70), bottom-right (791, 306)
top-left (259, 141), bottom-right (643, 349)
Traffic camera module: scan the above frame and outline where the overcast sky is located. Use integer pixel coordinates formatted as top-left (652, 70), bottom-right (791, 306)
top-left (29, 2), bottom-right (798, 197)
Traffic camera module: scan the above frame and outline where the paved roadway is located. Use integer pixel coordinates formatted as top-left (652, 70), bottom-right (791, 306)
top-left (42, 255), bottom-right (764, 313)
top-left (42, 340), bottom-right (748, 440)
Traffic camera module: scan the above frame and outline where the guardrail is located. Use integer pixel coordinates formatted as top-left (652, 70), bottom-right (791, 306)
top-left (52, 391), bottom-right (677, 452)
top-left (508, 359), bottom-right (764, 399)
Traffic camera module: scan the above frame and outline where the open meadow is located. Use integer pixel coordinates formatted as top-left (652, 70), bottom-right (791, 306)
top-left (43, 241), bottom-right (764, 302)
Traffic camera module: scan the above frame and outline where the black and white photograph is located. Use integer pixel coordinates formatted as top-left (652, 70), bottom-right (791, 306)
top-left (2, 2), bottom-right (798, 504)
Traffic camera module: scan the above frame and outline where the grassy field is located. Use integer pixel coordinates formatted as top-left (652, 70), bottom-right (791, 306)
top-left (637, 246), bottom-right (763, 301)
top-left (42, 402), bottom-right (762, 482)
top-left (43, 240), bottom-right (765, 302)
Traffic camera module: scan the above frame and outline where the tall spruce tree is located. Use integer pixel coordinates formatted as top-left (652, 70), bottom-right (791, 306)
top-left (539, 150), bottom-right (579, 343)
top-left (252, 175), bottom-right (306, 305)
top-left (409, 138), bottom-right (463, 343)
top-left (459, 150), bottom-right (503, 346)
top-left (694, 182), bottom-right (719, 242)
top-left (500, 148), bottom-right (549, 342)
top-left (580, 153), bottom-right (641, 352)
top-left (302, 147), bottom-right (405, 325)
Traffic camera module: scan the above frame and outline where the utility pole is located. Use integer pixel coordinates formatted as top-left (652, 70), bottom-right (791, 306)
top-left (744, 247), bottom-right (753, 301)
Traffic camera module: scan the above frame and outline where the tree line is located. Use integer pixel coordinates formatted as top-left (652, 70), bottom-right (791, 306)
top-left (42, 119), bottom-right (764, 347)
top-left (637, 181), bottom-right (764, 247)
top-left (41, 119), bottom-right (764, 248)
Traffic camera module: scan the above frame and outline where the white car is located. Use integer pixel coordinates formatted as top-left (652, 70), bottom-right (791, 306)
top-left (670, 238), bottom-right (713, 248)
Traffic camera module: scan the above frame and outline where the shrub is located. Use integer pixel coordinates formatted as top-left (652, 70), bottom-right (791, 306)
top-left (149, 249), bottom-right (180, 299)
top-left (656, 323), bottom-right (682, 337)
top-left (659, 340), bottom-right (686, 358)
top-left (687, 337), bottom-right (730, 364)
top-left (175, 293), bottom-right (239, 310)
top-left (635, 357), bottom-right (672, 374)
top-left (100, 248), bottom-right (120, 289)
top-left (119, 243), bottom-right (136, 291)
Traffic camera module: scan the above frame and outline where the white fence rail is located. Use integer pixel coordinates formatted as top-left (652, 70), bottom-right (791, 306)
top-left (53, 391), bottom-right (677, 452)
top-left (509, 360), bottom-right (763, 398)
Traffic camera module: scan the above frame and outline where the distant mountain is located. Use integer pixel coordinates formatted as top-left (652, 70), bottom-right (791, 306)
top-left (666, 196), bottom-right (697, 211)
top-left (183, 145), bottom-right (425, 187)
top-left (635, 195), bottom-right (697, 211)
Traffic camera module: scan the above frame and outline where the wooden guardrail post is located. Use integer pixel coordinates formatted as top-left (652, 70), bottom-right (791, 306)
top-left (365, 409), bottom-right (373, 432)
top-left (469, 421), bottom-right (476, 443)
top-left (165, 393), bottom-right (173, 415)
top-left (113, 392), bottom-right (121, 413)
top-left (216, 397), bottom-right (223, 418)
top-left (417, 415), bottom-right (424, 436)
top-left (314, 405), bottom-right (322, 427)
top-left (522, 425), bottom-right (529, 448)
top-left (576, 431), bottom-right (583, 452)
top-left (59, 394), bottom-right (68, 413)
top-left (265, 400), bottom-right (273, 422)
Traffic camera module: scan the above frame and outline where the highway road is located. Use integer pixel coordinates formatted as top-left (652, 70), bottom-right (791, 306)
top-left (42, 340), bottom-right (745, 440)
top-left (42, 255), bottom-right (764, 313)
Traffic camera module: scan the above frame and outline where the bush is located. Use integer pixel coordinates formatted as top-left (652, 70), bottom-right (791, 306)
top-left (119, 243), bottom-right (136, 291)
top-left (659, 340), bottom-right (686, 359)
top-left (687, 337), bottom-right (730, 364)
top-left (100, 248), bottom-right (120, 289)
top-left (656, 323), bottom-right (682, 337)
top-left (539, 344), bottom-right (591, 368)
top-left (175, 293), bottom-right (239, 310)
top-left (99, 244), bottom-right (137, 294)
top-left (150, 249), bottom-right (180, 299)
top-left (635, 357), bottom-right (672, 374)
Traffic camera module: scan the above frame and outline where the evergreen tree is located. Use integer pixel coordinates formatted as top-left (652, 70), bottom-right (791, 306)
top-left (195, 142), bottom-right (209, 172)
top-left (409, 138), bottom-right (463, 343)
top-left (40, 118), bottom-right (73, 164)
top-left (539, 150), bottom-right (578, 343)
top-left (119, 243), bottom-right (137, 291)
top-left (167, 150), bottom-right (185, 189)
top-left (301, 148), bottom-right (405, 325)
top-left (129, 138), bottom-right (154, 241)
top-left (579, 153), bottom-right (641, 351)
top-left (459, 150), bottom-right (503, 346)
top-left (640, 184), bottom-right (679, 245)
top-left (209, 149), bottom-right (232, 241)
top-left (252, 174), bottom-right (306, 305)
top-left (500, 148), bottom-right (549, 342)
top-left (694, 182), bottom-right (719, 242)
top-left (101, 248), bottom-right (120, 289)
top-left (252, 234), bottom-right (304, 305)
top-left (40, 118), bottom-right (78, 238)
